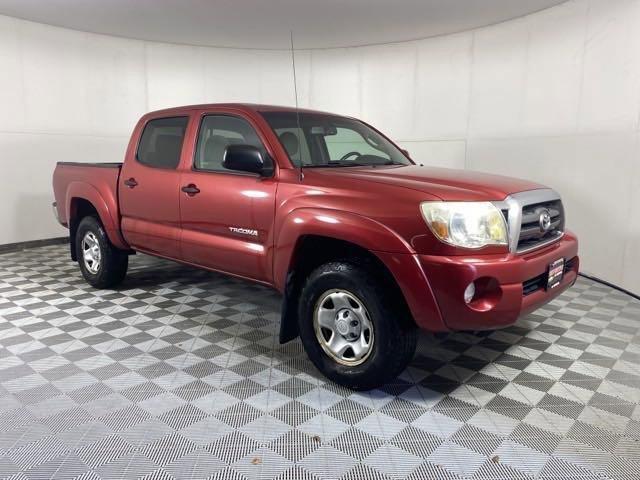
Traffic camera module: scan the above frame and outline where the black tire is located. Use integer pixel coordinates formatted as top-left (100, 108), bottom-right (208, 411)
top-left (75, 216), bottom-right (128, 289)
top-left (298, 260), bottom-right (417, 390)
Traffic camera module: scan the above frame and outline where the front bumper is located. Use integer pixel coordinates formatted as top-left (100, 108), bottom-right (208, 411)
top-left (377, 230), bottom-right (579, 332)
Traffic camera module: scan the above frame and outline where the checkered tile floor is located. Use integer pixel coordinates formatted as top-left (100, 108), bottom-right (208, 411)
top-left (0, 244), bottom-right (639, 479)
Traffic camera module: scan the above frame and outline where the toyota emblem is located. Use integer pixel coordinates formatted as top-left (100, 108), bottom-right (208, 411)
top-left (539, 209), bottom-right (552, 232)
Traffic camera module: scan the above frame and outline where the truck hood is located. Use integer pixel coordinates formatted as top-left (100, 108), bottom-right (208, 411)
top-left (308, 164), bottom-right (545, 201)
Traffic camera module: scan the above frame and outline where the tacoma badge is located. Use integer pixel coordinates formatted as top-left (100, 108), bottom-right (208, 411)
top-left (229, 226), bottom-right (258, 236)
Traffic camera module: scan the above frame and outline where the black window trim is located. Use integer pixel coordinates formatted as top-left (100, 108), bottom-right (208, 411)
top-left (191, 112), bottom-right (274, 177)
top-left (135, 115), bottom-right (190, 170)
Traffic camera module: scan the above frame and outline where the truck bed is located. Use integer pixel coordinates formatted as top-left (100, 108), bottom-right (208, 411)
top-left (52, 162), bottom-right (123, 235)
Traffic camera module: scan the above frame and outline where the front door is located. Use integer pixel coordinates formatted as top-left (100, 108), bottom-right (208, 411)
top-left (179, 114), bottom-right (276, 282)
top-left (119, 116), bottom-right (188, 257)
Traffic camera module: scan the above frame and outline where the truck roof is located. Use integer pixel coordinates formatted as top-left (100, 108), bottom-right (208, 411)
top-left (146, 103), bottom-right (340, 117)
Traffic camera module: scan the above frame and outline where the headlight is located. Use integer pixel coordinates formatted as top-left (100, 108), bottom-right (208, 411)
top-left (420, 202), bottom-right (508, 249)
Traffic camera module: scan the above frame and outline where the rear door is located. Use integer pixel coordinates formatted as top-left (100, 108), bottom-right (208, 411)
top-left (178, 112), bottom-right (277, 282)
top-left (119, 116), bottom-right (189, 257)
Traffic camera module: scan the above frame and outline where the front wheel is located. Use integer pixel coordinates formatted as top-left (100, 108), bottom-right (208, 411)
top-left (75, 216), bottom-right (128, 289)
top-left (298, 261), bottom-right (417, 390)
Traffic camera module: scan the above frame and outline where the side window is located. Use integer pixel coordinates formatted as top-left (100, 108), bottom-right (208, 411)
top-left (195, 115), bottom-right (265, 172)
top-left (137, 117), bottom-right (189, 169)
top-left (325, 127), bottom-right (391, 162)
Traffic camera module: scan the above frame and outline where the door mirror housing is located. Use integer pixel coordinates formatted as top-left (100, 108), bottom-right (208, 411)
top-left (223, 145), bottom-right (273, 176)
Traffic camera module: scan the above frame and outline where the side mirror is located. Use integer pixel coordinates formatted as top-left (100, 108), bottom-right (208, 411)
top-left (400, 148), bottom-right (411, 159)
top-left (223, 145), bottom-right (273, 176)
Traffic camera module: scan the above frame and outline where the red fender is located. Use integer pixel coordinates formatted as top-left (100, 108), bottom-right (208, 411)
top-left (65, 181), bottom-right (128, 250)
top-left (272, 208), bottom-right (445, 332)
top-left (273, 208), bottom-right (414, 291)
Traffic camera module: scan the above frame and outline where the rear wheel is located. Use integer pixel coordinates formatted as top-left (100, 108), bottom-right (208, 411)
top-left (298, 260), bottom-right (417, 390)
top-left (75, 216), bottom-right (128, 288)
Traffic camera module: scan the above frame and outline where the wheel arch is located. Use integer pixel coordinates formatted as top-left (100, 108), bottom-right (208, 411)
top-left (68, 198), bottom-right (98, 261)
top-left (274, 209), bottom-right (417, 344)
top-left (66, 182), bottom-right (128, 259)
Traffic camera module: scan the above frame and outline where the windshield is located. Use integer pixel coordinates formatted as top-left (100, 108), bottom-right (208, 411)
top-left (260, 111), bottom-right (412, 168)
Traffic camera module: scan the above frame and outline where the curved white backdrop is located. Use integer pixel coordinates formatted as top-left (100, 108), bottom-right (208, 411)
top-left (1, 0), bottom-right (638, 292)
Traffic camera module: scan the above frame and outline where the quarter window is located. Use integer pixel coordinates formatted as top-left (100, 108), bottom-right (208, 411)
top-left (137, 117), bottom-right (189, 169)
top-left (195, 115), bottom-right (265, 171)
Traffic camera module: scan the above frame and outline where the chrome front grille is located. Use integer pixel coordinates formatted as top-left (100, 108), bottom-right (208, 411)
top-left (494, 189), bottom-right (565, 254)
top-left (517, 199), bottom-right (564, 252)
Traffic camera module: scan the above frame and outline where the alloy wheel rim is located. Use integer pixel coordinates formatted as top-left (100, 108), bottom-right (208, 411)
top-left (313, 289), bottom-right (374, 366)
top-left (81, 232), bottom-right (101, 274)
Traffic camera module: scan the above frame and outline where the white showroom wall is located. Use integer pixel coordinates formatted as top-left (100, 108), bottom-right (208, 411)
top-left (0, 0), bottom-right (638, 292)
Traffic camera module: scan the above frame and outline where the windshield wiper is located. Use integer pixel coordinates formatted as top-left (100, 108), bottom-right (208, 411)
top-left (304, 161), bottom-right (370, 168)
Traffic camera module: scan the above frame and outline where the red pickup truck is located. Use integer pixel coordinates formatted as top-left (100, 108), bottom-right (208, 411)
top-left (53, 103), bottom-right (579, 389)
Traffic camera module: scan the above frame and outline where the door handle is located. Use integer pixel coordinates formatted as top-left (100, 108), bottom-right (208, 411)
top-left (181, 184), bottom-right (200, 196)
top-left (124, 178), bottom-right (138, 188)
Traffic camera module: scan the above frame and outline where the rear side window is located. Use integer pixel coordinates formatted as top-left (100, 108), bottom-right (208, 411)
top-left (137, 117), bottom-right (189, 169)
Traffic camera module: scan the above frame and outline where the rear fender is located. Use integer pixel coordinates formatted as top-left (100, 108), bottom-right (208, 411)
top-left (66, 182), bottom-right (128, 251)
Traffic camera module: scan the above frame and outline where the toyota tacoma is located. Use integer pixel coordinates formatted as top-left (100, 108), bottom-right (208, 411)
top-left (52, 104), bottom-right (579, 389)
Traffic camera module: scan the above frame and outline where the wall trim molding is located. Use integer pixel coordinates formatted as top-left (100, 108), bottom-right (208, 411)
top-left (578, 273), bottom-right (639, 302)
top-left (0, 237), bottom-right (69, 254)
